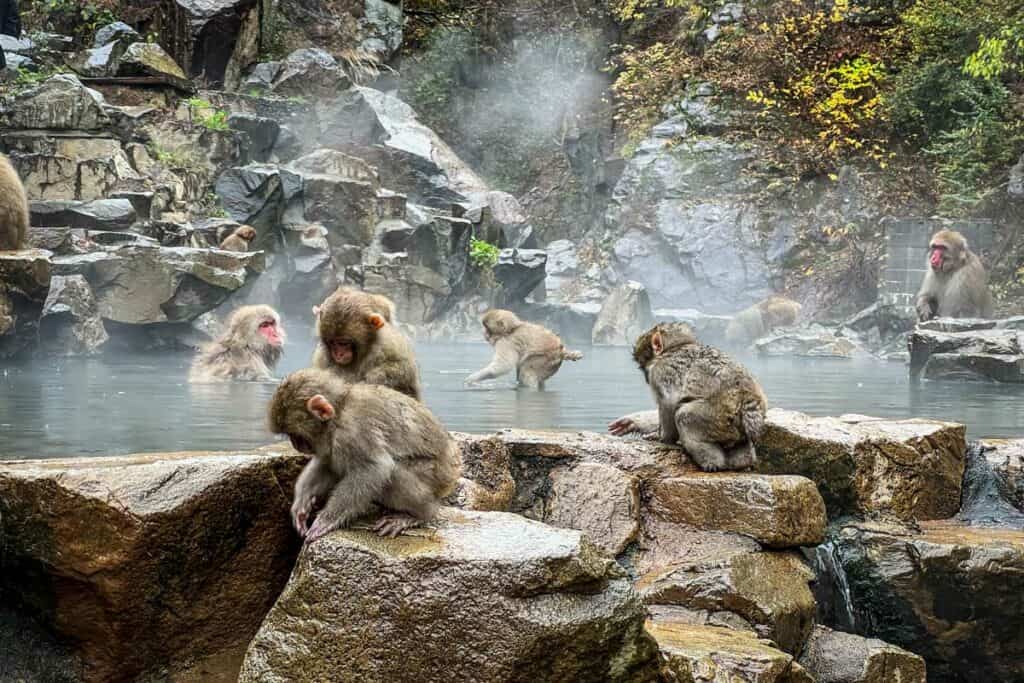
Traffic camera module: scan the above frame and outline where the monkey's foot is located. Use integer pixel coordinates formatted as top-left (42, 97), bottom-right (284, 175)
top-left (304, 515), bottom-right (342, 544)
top-left (374, 513), bottom-right (421, 538)
top-left (291, 495), bottom-right (319, 536)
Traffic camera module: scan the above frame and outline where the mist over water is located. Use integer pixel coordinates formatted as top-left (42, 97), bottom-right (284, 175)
top-left (3, 338), bottom-right (1024, 459)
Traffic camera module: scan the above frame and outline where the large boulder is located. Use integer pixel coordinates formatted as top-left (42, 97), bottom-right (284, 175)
top-left (164, 0), bottom-right (261, 88)
top-left (214, 163), bottom-right (302, 246)
top-left (909, 325), bottom-right (1024, 382)
top-left (31, 199), bottom-right (137, 231)
top-left (38, 274), bottom-right (109, 356)
top-left (755, 326), bottom-right (864, 359)
top-left (592, 280), bottom-right (654, 346)
top-left (979, 438), bottom-right (1024, 512)
top-left (239, 509), bottom-right (660, 682)
top-left (263, 48), bottom-right (351, 98)
top-left (116, 42), bottom-right (193, 91)
top-left (494, 248), bottom-right (547, 303)
top-left (0, 74), bottom-right (109, 130)
top-left (0, 447), bottom-right (305, 682)
top-left (272, 0), bottom-right (403, 63)
top-left (756, 409), bottom-right (967, 520)
top-left (798, 626), bottom-right (926, 683)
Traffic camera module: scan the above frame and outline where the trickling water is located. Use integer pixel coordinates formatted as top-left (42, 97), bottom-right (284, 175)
top-left (810, 541), bottom-right (858, 632)
top-left (956, 443), bottom-right (1024, 528)
top-left (5, 338), bottom-right (1024, 459)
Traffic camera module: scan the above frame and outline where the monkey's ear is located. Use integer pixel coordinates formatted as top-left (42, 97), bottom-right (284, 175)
top-left (306, 395), bottom-right (336, 421)
top-left (651, 330), bottom-right (664, 356)
top-left (367, 313), bottom-right (386, 330)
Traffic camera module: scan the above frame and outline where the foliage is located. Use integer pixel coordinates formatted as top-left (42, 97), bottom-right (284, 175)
top-left (148, 144), bottom-right (193, 169)
top-left (185, 98), bottom-right (230, 131)
top-left (469, 238), bottom-right (500, 269)
top-left (610, 42), bottom-right (693, 145)
top-left (23, 0), bottom-right (118, 43)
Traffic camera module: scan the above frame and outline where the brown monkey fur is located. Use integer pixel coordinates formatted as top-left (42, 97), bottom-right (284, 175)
top-left (269, 367), bottom-right (462, 541)
top-left (916, 229), bottom-right (994, 321)
top-left (0, 153), bottom-right (30, 251)
top-left (725, 296), bottom-right (802, 347)
top-left (631, 322), bottom-right (767, 471)
top-left (189, 305), bottom-right (286, 382)
top-left (312, 287), bottom-right (421, 400)
top-left (219, 225), bottom-right (257, 252)
top-left (465, 309), bottom-right (583, 389)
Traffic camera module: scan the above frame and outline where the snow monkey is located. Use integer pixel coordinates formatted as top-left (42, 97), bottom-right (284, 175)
top-left (189, 305), bottom-right (285, 382)
top-left (0, 153), bottom-right (29, 251)
top-left (724, 296), bottom-right (802, 347)
top-left (465, 309), bottom-right (583, 389)
top-left (218, 225), bottom-right (256, 252)
top-left (612, 322), bottom-right (767, 472)
top-left (916, 229), bottom-right (994, 322)
top-left (269, 367), bottom-right (462, 541)
top-left (312, 287), bottom-right (421, 400)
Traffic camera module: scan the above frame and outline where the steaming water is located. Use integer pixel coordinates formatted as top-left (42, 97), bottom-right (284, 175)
top-left (3, 339), bottom-right (1024, 460)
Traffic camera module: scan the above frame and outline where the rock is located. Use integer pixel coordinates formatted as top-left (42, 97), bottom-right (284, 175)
top-left (799, 626), bottom-right (926, 683)
top-left (0, 249), bottom-right (52, 300)
top-left (842, 303), bottom-right (916, 342)
top-left (270, 48), bottom-right (350, 98)
top-left (980, 439), bottom-right (1024, 512)
top-left (38, 274), bottom-right (109, 356)
top-left (94, 21), bottom-right (141, 48)
top-left (353, 263), bottom-right (450, 324)
top-left (239, 509), bottom-right (659, 682)
top-left (511, 301), bottom-right (597, 346)
top-left (52, 245), bottom-right (264, 324)
top-left (165, 0), bottom-right (261, 87)
top-left (1010, 152), bottom-right (1024, 200)
top-left (359, 0), bottom-right (404, 60)
top-left (215, 163), bottom-right (301, 242)
top-left (116, 42), bottom-right (192, 91)
top-left (484, 189), bottom-right (536, 248)
top-left (653, 308), bottom-right (732, 346)
top-left (544, 239), bottom-right (579, 298)
top-left (273, 0), bottom-right (403, 64)
top-left (228, 113), bottom-right (280, 162)
top-left (494, 248), bottom-right (547, 303)
top-left (450, 433), bottom-right (516, 511)
top-left (0, 74), bottom-right (108, 130)
top-left (31, 199), bottom-right (137, 231)
top-left (542, 462), bottom-right (641, 556)
top-left (755, 326), bottom-right (863, 358)
top-left (648, 618), bottom-right (813, 683)
top-left (909, 326), bottom-right (1024, 382)
top-left (0, 34), bottom-right (33, 54)
top-left (819, 520), bottom-right (1024, 682)
top-left (757, 409), bottom-right (966, 520)
top-left (0, 287), bottom-right (13, 336)
top-left (0, 447), bottom-right (305, 682)
top-left (593, 281), bottom-right (654, 346)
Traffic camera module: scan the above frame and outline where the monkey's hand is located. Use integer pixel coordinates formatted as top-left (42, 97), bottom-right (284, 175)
top-left (608, 417), bottom-right (640, 436)
top-left (305, 510), bottom-right (349, 544)
top-left (291, 494), bottom-right (319, 537)
top-left (608, 411), bottom-right (660, 438)
top-left (374, 513), bottom-right (421, 538)
top-left (915, 298), bottom-right (936, 322)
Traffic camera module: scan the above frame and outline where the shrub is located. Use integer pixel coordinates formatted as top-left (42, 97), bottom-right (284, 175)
top-left (469, 238), bottom-right (500, 269)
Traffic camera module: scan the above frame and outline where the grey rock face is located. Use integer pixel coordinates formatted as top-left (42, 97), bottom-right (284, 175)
top-left (0, 74), bottom-right (109, 130)
top-left (798, 626), bottom-right (926, 683)
top-left (38, 274), bottom-right (109, 355)
top-left (31, 199), bottom-right (137, 231)
top-left (909, 323), bottom-right (1024, 383)
top-left (592, 281), bottom-right (653, 346)
top-left (494, 248), bottom-right (547, 303)
top-left (94, 21), bottom-right (142, 48)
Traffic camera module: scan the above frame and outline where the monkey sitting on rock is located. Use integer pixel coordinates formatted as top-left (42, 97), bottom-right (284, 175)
top-left (269, 368), bottom-right (462, 541)
top-left (189, 305), bottom-right (285, 382)
top-left (609, 322), bottom-right (767, 472)
top-left (916, 229), bottom-right (993, 321)
top-left (465, 309), bottom-right (583, 389)
top-left (218, 225), bottom-right (257, 252)
top-left (0, 152), bottom-right (29, 251)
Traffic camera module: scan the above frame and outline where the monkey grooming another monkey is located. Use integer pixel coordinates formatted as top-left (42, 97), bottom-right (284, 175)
top-left (219, 225), bottom-right (257, 252)
top-left (189, 305), bottom-right (286, 382)
top-left (465, 309), bottom-right (583, 389)
top-left (312, 287), bottom-right (421, 400)
top-left (269, 368), bottom-right (462, 541)
top-left (915, 229), bottom-right (994, 322)
top-left (0, 153), bottom-right (29, 251)
top-left (620, 322), bottom-right (768, 472)
top-left (725, 296), bottom-right (802, 347)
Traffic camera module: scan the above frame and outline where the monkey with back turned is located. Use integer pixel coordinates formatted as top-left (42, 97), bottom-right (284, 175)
top-left (269, 367), bottom-right (462, 541)
top-left (916, 229), bottom-right (993, 321)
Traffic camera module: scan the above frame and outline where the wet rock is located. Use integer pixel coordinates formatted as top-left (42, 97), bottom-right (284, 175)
top-left (0, 249), bottom-right (52, 301)
top-left (229, 113), bottom-right (280, 162)
top-left (593, 281), bottom-right (653, 346)
top-left (0, 287), bottom-right (13, 336)
top-left (31, 198), bottom-right (136, 231)
top-left (909, 326), bottom-right (1024, 382)
top-left (0, 74), bottom-right (108, 130)
top-left (270, 48), bottom-right (350, 98)
top-left (511, 301), bottom-right (597, 346)
top-left (450, 433), bottom-right (516, 512)
top-left (405, 210), bottom-right (472, 295)
top-left (842, 303), bottom-right (916, 345)
top-left (1009, 151), bottom-right (1024, 200)
top-left (215, 163), bottom-right (301, 241)
top-left (648, 618), bottom-right (813, 683)
top-left (638, 541), bottom-right (815, 654)
top-left (544, 239), bottom-right (579, 298)
top-left (0, 447), bottom-right (305, 682)
top-left (653, 308), bottom-right (731, 346)
top-left (484, 189), bottom-right (536, 249)
top-left (239, 509), bottom-right (659, 682)
top-left (757, 409), bottom-right (966, 520)
top-left (273, 0), bottom-right (403, 63)
top-left (38, 274), bottom-right (109, 356)
top-left (52, 245), bottom-right (264, 324)
top-left (543, 462), bottom-right (641, 556)
top-left (979, 439), bottom-right (1024, 512)
top-left (354, 263), bottom-right (450, 324)
top-left (821, 520), bottom-right (1024, 682)
top-left (494, 248), bottom-right (547, 303)
top-left (94, 21), bottom-right (141, 48)
top-left (166, 0), bottom-right (261, 87)
top-left (359, 0), bottom-right (404, 60)
top-left (116, 42), bottom-right (192, 91)
top-left (755, 326), bottom-right (863, 358)
top-left (799, 625), bottom-right (926, 683)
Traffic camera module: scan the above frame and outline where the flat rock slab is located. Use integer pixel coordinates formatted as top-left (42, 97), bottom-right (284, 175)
top-left (980, 438), bottom-right (1024, 512)
top-left (826, 520), bottom-right (1024, 682)
top-left (799, 625), bottom-right (926, 683)
top-left (239, 509), bottom-right (659, 682)
top-left (0, 447), bottom-right (304, 682)
top-left (648, 619), bottom-right (813, 683)
top-left (909, 326), bottom-right (1024, 382)
top-left (757, 409), bottom-right (966, 520)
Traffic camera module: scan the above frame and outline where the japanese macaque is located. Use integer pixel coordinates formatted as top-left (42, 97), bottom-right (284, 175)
top-left (269, 368), bottom-right (462, 541)
top-left (189, 305), bottom-right (285, 382)
top-left (0, 153), bottom-right (29, 251)
top-left (465, 309), bottom-right (583, 389)
top-left (218, 225), bottom-right (256, 252)
top-left (725, 296), bottom-right (802, 347)
top-left (312, 287), bottom-right (421, 400)
top-left (915, 229), bottom-right (994, 321)
top-left (612, 322), bottom-right (767, 472)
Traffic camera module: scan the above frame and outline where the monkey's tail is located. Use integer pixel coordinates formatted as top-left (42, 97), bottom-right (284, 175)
top-left (562, 348), bottom-right (583, 361)
top-left (741, 401), bottom-right (766, 440)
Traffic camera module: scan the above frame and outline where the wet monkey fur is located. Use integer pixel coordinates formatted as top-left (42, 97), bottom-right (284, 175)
top-left (465, 309), bottom-right (583, 389)
top-left (189, 305), bottom-right (285, 382)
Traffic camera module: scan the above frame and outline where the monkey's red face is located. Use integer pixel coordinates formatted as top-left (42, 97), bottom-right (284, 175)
top-left (258, 319), bottom-right (283, 347)
top-left (328, 339), bottom-right (355, 365)
top-left (929, 242), bottom-right (953, 272)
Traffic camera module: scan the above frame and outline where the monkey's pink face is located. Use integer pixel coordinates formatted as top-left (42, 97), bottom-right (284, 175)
top-left (929, 243), bottom-right (952, 272)
top-left (258, 319), bottom-right (283, 347)
top-left (328, 339), bottom-right (355, 365)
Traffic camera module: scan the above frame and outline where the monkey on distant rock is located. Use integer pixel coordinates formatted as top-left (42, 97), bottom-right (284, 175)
top-left (269, 368), bottom-right (462, 541)
top-left (189, 305), bottom-right (285, 382)
top-left (219, 225), bottom-right (256, 252)
top-left (916, 229), bottom-right (993, 321)
top-left (0, 153), bottom-right (29, 251)
top-left (725, 296), bottom-right (802, 348)
top-left (465, 309), bottom-right (583, 389)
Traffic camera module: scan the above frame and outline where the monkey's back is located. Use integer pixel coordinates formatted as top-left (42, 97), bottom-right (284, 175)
top-left (0, 153), bottom-right (29, 250)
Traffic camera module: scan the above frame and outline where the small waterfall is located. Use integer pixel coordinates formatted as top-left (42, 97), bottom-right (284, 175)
top-left (810, 540), bottom-right (858, 633)
top-left (956, 443), bottom-right (1024, 528)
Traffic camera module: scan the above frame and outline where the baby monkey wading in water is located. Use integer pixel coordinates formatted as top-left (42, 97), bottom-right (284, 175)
top-left (465, 309), bottom-right (583, 389)
top-left (269, 368), bottom-right (462, 541)
top-left (312, 287), bottom-right (422, 400)
top-left (189, 305), bottom-right (285, 382)
top-left (916, 229), bottom-right (993, 321)
top-left (621, 323), bottom-right (767, 471)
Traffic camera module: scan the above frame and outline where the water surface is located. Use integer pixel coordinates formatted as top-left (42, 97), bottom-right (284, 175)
top-left (3, 339), bottom-right (1024, 459)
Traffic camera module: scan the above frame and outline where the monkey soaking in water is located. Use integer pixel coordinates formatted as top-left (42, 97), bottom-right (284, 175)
top-left (189, 305), bottom-right (285, 382)
top-left (724, 295), bottom-right (802, 347)
top-left (218, 225), bottom-right (257, 252)
top-left (610, 322), bottom-right (767, 472)
top-left (269, 368), bottom-right (462, 541)
top-left (0, 153), bottom-right (29, 251)
top-left (465, 309), bottom-right (583, 389)
top-left (312, 287), bottom-right (422, 400)
top-left (915, 229), bottom-right (994, 321)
